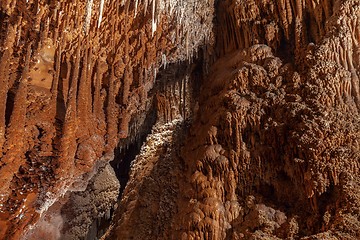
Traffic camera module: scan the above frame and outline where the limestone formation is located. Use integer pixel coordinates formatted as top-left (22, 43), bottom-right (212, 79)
top-left (0, 0), bottom-right (213, 238)
top-left (0, 0), bottom-right (360, 239)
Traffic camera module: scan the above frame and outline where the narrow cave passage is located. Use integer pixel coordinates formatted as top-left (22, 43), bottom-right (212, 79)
top-left (85, 109), bottom-right (157, 240)
top-left (109, 59), bottom-right (200, 199)
top-left (110, 108), bottom-right (157, 199)
top-left (90, 58), bottom-right (203, 239)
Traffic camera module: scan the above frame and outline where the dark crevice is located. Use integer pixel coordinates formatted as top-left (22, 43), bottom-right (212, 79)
top-left (110, 59), bottom-right (199, 198)
top-left (5, 89), bottom-right (15, 126)
top-left (85, 108), bottom-right (157, 240)
top-left (87, 59), bottom-right (202, 240)
top-left (110, 107), bottom-right (157, 198)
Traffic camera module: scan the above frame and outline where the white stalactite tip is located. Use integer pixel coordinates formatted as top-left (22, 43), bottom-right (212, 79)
top-left (135, 0), bottom-right (138, 17)
top-left (98, 0), bottom-right (105, 28)
top-left (151, 0), bottom-right (157, 37)
top-left (162, 53), bottom-right (167, 69)
top-left (84, 0), bottom-right (94, 34)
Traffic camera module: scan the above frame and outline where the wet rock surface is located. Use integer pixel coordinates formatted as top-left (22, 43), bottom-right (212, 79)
top-left (1, 0), bottom-right (360, 239)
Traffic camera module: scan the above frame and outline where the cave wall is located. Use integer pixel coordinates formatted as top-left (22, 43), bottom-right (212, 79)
top-left (171, 0), bottom-right (360, 239)
top-left (108, 0), bottom-right (360, 239)
top-left (0, 0), bottom-right (214, 238)
top-left (1, 0), bottom-right (360, 239)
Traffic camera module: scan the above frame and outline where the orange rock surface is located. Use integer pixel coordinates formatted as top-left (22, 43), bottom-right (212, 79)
top-left (1, 0), bottom-right (360, 239)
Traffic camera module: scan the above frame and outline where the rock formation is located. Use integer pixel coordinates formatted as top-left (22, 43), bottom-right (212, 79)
top-left (0, 0), bottom-right (213, 238)
top-left (0, 0), bottom-right (360, 239)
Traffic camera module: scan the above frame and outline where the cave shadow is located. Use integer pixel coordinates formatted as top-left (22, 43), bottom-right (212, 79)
top-left (110, 107), bottom-right (157, 199)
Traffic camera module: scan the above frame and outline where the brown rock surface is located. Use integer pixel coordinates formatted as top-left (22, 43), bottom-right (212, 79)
top-left (1, 0), bottom-right (360, 239)
top-left (108, 0), bottom-right (360, 239)
top-left (0, 0), bottom-right (213, 238)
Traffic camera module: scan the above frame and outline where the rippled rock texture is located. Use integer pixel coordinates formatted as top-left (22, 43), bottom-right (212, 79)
top-left (1, 0), bottom-right (360, 239)
top-left (0, 0), bottom-right (213, 238)
top-left (171, 0), bottom-right (360, 239)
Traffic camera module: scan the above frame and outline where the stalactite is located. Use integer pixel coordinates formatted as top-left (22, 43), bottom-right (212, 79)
top-left (151, 0), bottom-right (157, 37)
top-left (134, 0), bottom-right (138, 16)
top-left (144, 0), bottom-right (149, 15)
top-left (162, 53), bottom-right (167, 69)
top-left (77, 43), bottom-right (90, 124)
top-left (84, 0), bottom-right (94, 35)
top-left (57, 43), bottom-right (81, 177)
top-left (50, 44), bottom-right (62, 114)
top-left (0, 0), bottom-right (216, 237)
top-left (98, 0), bottom-right (105, 28)
top-left (106, 65), bottom-right (117, 151)
top-left (0, 43), bottom-right (32, 200)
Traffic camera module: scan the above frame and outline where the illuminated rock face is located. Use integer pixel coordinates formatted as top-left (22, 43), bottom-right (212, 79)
top-left (1, 0), bottom-right (360, 239)
top-left (170, 1), bottom-right (360, 239)
top-left (0, 0), bottom-right (214, 238)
